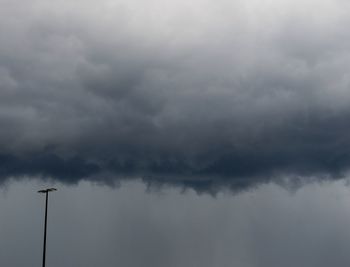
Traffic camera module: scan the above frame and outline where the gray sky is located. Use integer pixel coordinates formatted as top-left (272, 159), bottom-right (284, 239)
top-left (2, 179), bottom-right (350, 267)
top-left (0, 0), bottom-right (350, 189)
top-left (1, 0), bottom-right (350, 265)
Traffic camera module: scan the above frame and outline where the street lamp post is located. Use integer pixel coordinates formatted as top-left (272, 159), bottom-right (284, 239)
top-left (38, 188), bottom-right (57, 267)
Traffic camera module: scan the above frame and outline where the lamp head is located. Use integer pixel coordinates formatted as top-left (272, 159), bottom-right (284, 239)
top-left (38, 188), bottom-right (57, 193)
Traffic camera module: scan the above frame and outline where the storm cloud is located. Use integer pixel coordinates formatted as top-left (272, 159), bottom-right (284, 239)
top-left (1, 0), bottom-right (350, 190)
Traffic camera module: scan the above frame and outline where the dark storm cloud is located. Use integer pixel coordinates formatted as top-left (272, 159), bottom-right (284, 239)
top-left (1, 0), bottom-right (350, 190)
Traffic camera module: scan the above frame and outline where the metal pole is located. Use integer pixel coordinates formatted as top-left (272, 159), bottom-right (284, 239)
top-left (42, 191), bottom-right (48, 267)
top-left (38, 188), bottom-right (57, 267)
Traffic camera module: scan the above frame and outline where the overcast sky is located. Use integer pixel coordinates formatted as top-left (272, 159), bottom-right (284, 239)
top-left (2, 179), bottom-right (350, 267)
top-left (1, 0), bottom-right (350, 266)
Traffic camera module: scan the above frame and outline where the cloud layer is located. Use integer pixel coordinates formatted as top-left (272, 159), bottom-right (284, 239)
top-left (1, 0), bottom-right (350, 190)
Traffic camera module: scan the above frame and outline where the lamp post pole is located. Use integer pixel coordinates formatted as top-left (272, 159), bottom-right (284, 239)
top-left (38, 188), bottom-right (57, 267)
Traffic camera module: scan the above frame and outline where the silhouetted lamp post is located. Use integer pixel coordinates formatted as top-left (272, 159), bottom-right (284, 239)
top-left (38, 188), bottom-right (57, 267)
